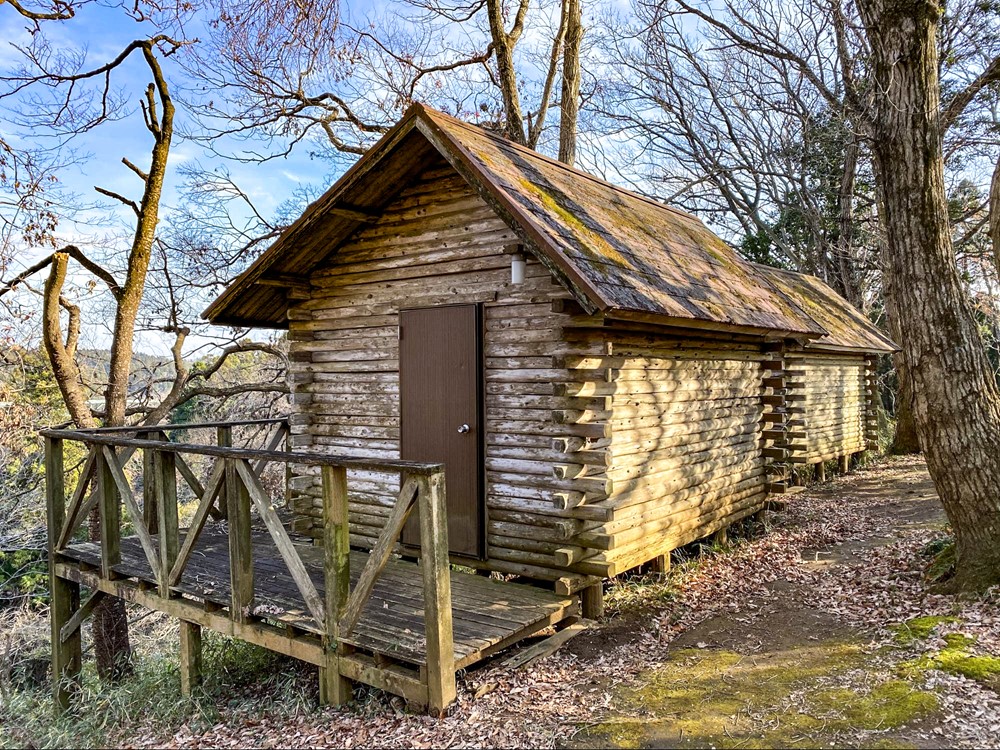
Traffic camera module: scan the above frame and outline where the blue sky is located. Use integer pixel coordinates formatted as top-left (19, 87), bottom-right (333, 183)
top-left (0, 1), bottom-right (340, 355)
top-left (0, 1), bottom-right (329, 209)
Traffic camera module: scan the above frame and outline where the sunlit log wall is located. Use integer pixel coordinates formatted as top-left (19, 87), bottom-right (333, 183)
top-left (786, 352), bottom-right (867, 465)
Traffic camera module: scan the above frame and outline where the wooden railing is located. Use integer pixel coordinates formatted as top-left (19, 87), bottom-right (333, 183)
top-left (42, 420), bottom-right (455, 713)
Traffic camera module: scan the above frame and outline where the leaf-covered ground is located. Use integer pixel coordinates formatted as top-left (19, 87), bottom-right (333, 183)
top-left (97, 457), bottom-right (1000, 747)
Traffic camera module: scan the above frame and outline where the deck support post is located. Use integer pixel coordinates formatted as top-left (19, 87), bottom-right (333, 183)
top-left (155, 450), bottom-right (179, 598)
top-left (320, 465), bottom-right (353, 706)
top-left (225, 458), bottom-right (254, 622)
top-left (418, 471), bottom-right (456, 716)
top-left (179, 621), bottom-right (202, 696)
top-left (581, 582), bottom-right (604, 619)
top-left (817, 461), bottom-right (827, 483)
top-left (46, 437), bottom-right (82, 713)
top-left (840, 454), bottom-right (850, 474)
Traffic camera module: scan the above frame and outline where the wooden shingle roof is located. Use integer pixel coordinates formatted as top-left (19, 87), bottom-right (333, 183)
top-left (205, 104), bottom-right (889, 351)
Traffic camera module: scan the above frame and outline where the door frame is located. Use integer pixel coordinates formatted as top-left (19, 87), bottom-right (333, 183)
top-left (398, 303), bottom-right (487, 561)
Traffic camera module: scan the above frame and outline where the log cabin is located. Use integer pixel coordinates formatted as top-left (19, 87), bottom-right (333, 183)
top-left (203, 103), bottom-right (896, 613)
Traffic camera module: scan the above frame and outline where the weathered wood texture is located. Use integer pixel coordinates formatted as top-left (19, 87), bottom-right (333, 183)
top-left (55, 528), bottom-right (575, 673)
top-left (584, 333), bottom-right (768, 575)
top-left (786, 352), bottom-right (867, 463)
top-left (285, 161), bottom-right (602, 584)
top-left (44, 426), bottom-right (578, 716)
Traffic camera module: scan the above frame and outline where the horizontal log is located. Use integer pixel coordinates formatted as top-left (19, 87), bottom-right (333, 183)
top-left (583, 478), bottom-right (766, 550)
top-left (602, 467), bottom-right (766, 523)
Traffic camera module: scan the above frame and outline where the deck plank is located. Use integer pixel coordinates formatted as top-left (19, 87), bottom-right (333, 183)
top-left (59, 524), bottom-right (575, 667)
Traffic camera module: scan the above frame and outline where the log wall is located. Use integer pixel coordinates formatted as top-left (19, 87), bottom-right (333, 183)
top-left (284, 160), bottom-right (607, 587)
top-left (567, 333), bottom-right (769, 576)
top-left (787, 352), bottom-right (867, 464)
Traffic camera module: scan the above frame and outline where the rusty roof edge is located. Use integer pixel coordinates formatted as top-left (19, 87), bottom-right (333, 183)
top-left (413, 111), bottom-right (611, 315)
top-left (202, 110), bottom-right (424, 323)
top-left (602, 308), bottom-right (826, 339)
top-left (805, 341), bottom-right (897, 354)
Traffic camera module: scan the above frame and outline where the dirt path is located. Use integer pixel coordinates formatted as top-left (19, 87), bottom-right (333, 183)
top-left (564, 458), bottom-right (1000, 749)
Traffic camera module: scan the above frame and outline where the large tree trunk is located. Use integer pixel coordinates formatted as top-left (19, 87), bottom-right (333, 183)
top-left (884, 304), bottom-right (922, 454)
top-left (859, 0), bottom-right (1000, 590)
top-left (891, 357), bottom-right (922, 454)
top-left (990, 154), bottom-right (1000, 279)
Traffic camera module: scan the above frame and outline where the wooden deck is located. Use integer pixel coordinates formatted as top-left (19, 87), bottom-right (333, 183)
top-left (42, 419), bottom-right (583, 714)
top-left (58, 525), bottom-right (577, 671)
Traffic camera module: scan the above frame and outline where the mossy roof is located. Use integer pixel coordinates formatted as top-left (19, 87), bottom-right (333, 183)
top-left (759, 266), bottom-right (897, 353)
top-left (204, 104), bottom-right (891, 353)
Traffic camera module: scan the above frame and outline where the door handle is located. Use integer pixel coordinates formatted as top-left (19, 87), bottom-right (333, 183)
top-left (457, 424), bottom-right (471, 434)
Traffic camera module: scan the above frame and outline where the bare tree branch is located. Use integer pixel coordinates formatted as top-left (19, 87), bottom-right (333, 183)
top-left (942, 54), bottom-right (1000, 130)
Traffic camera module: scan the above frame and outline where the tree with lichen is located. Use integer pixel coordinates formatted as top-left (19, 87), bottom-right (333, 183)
top-left (0, 4), bottom-right (288, 680)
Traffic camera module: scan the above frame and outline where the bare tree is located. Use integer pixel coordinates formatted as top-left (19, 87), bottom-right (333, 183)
top-left (595, 0), bottom-right (881, 308)
top-left (180, 0), bottom-right (587, 164)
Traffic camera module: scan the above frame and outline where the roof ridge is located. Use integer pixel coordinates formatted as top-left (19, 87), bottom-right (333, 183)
top-left (416, 105), bottom-right (703, 226)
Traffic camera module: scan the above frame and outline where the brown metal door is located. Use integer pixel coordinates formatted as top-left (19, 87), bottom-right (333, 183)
top-left (399, 305), bottom-right (483, 558)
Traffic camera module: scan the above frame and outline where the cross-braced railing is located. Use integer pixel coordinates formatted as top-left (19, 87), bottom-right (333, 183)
top-left (42, 419), bottom-right (454, 714)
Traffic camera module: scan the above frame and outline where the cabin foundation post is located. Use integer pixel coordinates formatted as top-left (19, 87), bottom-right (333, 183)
top-left (581, 583), bottom-right (604, 619)
top-left (320, 466), bottom-right (353, 706)
top-left (840, 455), bottom-right (850, 474)
top-left (712, 526), bottom-right (728, 547)
top-left (46, 436), bottom-right (82, 713)
top-left (817, 462), bottom-right (826, 483)
top-left (649, 553), bottom-right (671, 575)
top-left (179, 621), bottom-right (202, 696)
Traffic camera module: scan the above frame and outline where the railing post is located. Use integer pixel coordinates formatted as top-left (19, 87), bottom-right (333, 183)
top-left (96, 444), bottom-right (121, 578)
top-left (216, 425), bottom-right (232, 520)
top-left (154, 449), bottom-right (179, 598)
top-left (45, 436), bottom-right (81, 714)
top-left (417, 469), bottom-right (456, 715)
top-left (225, 457), bottom-right (254, 622)
top-left (140, 430), bottom-right (158, 534)
top-left (320, 465), bottom-right (352, 706)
